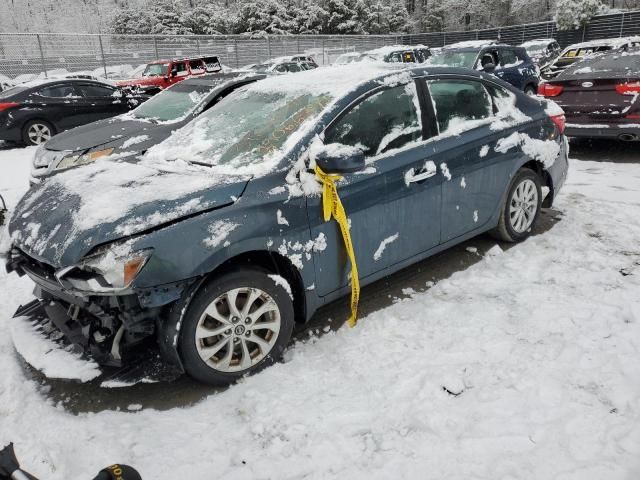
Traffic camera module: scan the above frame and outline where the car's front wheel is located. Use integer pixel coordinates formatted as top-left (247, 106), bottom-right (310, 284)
top-left (492, 168), bottom-right (542, 242)
top-left (178, 268), bottom-right (295, 385)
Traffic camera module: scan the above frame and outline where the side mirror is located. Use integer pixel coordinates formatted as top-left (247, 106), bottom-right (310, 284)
top-left (314, 143), bottom-right (365, 175)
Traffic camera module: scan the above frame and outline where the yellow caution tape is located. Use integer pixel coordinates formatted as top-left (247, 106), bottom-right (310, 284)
top-left (315, 166), bottom-right (360, 327)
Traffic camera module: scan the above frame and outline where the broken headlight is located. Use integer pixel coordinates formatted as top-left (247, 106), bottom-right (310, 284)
top-left (55, 245), bottom-right (152, 294)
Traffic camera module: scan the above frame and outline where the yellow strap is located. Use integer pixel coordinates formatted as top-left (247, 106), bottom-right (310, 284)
top-left (315, 166), bottom-right (360, 327)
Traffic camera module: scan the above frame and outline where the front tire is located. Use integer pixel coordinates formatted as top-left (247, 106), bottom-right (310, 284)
top-left (22, 119), bottom-right (54, 146)
top-left (178, 268), bottom-right (295, 385)
top-left (491, 168), bottom-right (542, 242)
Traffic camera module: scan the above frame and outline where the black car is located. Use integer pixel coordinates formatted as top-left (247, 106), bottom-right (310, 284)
top-left (538, 49), bottom-right (640, 141)
top-left (0, 79), bottom-right (149, 146)
top-left (31, 72), bottom-right (266, 183)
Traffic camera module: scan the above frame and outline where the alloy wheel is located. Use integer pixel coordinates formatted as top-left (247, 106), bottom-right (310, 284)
top-left (509, 178), bottom-right (538, 233)
top-left (195, 287), bottom-right (281, 373)
top-left (28, 123), bottom-right (52, 145)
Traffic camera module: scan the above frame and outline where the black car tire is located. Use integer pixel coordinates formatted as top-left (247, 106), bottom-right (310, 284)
top-left (491, 168), bottom-right (542, 243)
top-left (178, 267), bottom-right (295, 386)
top-left (22, 119), bottom-right (55, 146)
top-left (524, 84), bottom-right (537, 96)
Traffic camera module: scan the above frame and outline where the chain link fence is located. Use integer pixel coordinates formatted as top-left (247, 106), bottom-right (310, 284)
top-left (1, 10), bottom-right (639, 82)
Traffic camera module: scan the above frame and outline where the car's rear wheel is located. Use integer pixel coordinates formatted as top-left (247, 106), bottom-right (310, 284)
top-left (178, 268), bottom-right (295, 385)
top-left (492, 168), bottom-right (542, 242)
top-left (23, 120), bottom-right (54, 146)
top-left (524, 85), bottom-right (537, 96)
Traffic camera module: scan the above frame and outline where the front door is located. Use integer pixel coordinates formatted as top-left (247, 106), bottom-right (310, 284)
top-left (307, 81), bottom-right (442, 296)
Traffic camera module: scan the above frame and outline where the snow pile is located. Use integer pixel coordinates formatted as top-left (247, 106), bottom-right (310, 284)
top-left (2, 149), bottom-right (640, 479)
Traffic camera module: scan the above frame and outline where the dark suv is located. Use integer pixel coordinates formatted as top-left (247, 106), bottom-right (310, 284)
top-left (429, 43), bottom-right (539, 95)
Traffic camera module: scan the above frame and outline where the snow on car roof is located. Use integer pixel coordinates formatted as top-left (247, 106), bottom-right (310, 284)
top-left (521, 38), bottom-right (557, 47)
top-left (563, 36), bottom-right (640, 51)
top-left (246, 62), bottom-right (406, 97)
top-left (444, 39), bottom-right (498, 49)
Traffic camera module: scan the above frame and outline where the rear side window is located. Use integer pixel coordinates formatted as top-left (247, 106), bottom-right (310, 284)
top-left (78, 84), bottom-right (116, 97)
top-left (325, 83), bottom-right (422, 157)
top-left (36, 85), bottom-right (79, 98)
top-left (173, 62), bottom-right (188, 77)
top-left (427, 79), bottom-right (492, 134)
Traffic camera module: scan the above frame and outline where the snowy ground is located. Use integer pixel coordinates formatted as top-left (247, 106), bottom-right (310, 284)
top-left (1, 145), bottom-right (640, 479)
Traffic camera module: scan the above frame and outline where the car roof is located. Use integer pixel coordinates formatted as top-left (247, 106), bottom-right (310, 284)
top-left (240, 63), bottom-right (485, 99)
top-left (16, 78), bottom-right (113, 89)
top-left (444, 39), bottom-right (499, 49)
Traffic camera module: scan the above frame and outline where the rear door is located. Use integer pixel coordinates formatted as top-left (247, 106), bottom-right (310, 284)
top-left (308, 81), bottom-right (442, 295)
top-left (30, 83), bottom-right (84, 130)
top-left (421, 76), bottom-right (514, 242)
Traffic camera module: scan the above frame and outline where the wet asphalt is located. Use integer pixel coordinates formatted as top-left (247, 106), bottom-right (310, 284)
top-left (12, 138), bottom-right (639, 414)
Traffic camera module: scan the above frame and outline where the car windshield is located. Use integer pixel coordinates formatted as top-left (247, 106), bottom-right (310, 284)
top-left (428, 51), bottom-right (478, 68)
top-left (143, 63), bottom-right (169, 77)
top-left (152, 89), bottom-right (331, 169)
top-left (252, 63), bottom-right (274, 73)
top-left (524, 42), bottom-right (550, 55)
top-left (132, 82), bottom-right (219, 122)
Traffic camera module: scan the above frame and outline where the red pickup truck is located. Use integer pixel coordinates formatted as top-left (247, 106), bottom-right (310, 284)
top-left (117, 56), bottom-right (221, 92)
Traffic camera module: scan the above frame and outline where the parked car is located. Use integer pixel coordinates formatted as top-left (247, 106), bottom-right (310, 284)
top-left (541, 36), bottom-right (640, 79)
top-left (0, 79), bottom-right (149, 146)
top-left (6, 64), bottom-right (568, 385)
top-left (365, 44), bottom-right (431, 63)
top-left (116, 56), bottom-right (222, 92)
top-left (244, 59), bottom-right (317, 74)
top-left (243, 55), bottom-right (318, 71)
top-left (30, 72), bottom-right (266, 183)
top-left (428, 42), bottom-right (540, 94)
top-left (520, 38), bottom-right (562, 70)
top-left (538, 49), bottom-right (640, 141)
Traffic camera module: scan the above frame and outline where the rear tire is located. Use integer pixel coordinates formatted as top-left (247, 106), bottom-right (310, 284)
top-left (524, 85), bottom-right (537, 96)
top-left (22, 119), bottom-right (54, 146)
top-left (491, 168), bottom-right (542, 242)
top-left (178, 268), bottom-right (295, 386)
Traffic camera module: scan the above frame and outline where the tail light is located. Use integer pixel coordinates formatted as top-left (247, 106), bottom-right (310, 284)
top-left (550, 114), bottom-right (566, 134)
top-left (0, 102), bottom-right (20, 112)
top-left (538, 83), bottom-right (564, 97)
top-left (616, 82), bottom-right (640, 95)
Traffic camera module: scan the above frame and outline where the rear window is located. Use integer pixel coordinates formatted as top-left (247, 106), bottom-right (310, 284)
top-left (560, 51), bottom-right (640, 77)
top-left (0, 86), bottom-right (27, 99)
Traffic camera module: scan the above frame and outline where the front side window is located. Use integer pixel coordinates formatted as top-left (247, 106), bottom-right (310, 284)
top-left (324, 83), bottom-right (422, 157)
top-left (427, 79), bottom-right (492, 134)
top-left (36, 85), bottom-right (79, 98)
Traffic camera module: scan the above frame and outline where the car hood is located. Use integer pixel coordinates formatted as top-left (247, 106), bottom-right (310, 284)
top-left (10, 157), bottom-right (249, 268)
top-left (45, 117), bottom-right (179, 152)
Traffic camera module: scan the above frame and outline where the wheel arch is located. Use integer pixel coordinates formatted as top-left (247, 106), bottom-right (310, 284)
top-left (520, 159), bottom-right (554, 207)
top-left (21, 116), bottom-right (56, 140)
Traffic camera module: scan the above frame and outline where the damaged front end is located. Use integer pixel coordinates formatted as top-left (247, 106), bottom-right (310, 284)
top-left (6, 247), bottom-right (192, 381)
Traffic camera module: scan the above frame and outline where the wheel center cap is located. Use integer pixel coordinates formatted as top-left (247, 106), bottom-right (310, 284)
top-left (234, 325), bottom-right (246, 335)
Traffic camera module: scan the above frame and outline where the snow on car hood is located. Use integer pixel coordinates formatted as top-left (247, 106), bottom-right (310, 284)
top-left (9, 156), bottom-right (249, 267)
top-left (44, 117), bottom-right (171, 152)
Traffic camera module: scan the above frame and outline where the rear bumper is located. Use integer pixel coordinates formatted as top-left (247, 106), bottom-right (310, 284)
top-left (565, 123), bottom-right (640, 140)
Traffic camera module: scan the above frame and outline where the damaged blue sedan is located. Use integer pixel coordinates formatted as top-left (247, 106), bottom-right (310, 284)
top-left (6, 64), bottom-right (568, 385)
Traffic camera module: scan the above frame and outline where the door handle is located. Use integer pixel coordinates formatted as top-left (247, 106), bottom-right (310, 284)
top-left (405, 161), bottom-right (437, 185)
